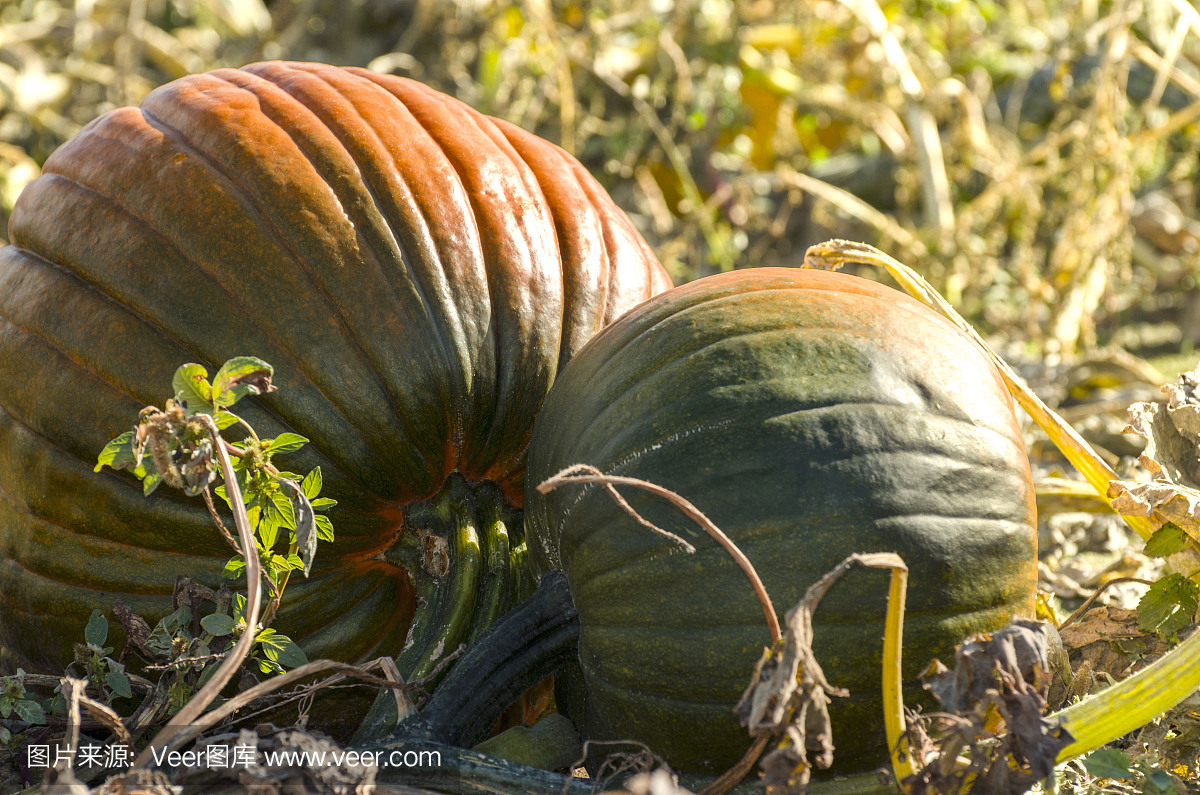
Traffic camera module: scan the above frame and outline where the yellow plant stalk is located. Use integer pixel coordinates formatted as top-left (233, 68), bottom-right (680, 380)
top-left (802, 239), bottom-right (1200, 769)
top-left (1052, 627), bottom-right (1200, 760)
top-left (880, 558), bottom-right (913, 782)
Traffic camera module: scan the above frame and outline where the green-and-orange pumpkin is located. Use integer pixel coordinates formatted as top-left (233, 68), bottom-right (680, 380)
top-left (0, 61), bottom-right (670, 675)
top-left (525, 267), bottom-right (1038, 773)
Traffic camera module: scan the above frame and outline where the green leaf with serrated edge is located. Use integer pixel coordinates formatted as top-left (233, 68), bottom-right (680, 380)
top-left (211, 357), bottom-right (274, 409)
top-left (13, 699), bottom-right (45, 725)
top-left (265, 433), bottom-right (308, 455)
top-left (173, 363), bottom-right (214, 415)
top-left (107, 670), bottom-right (133, 700)
top-left (1145, 523), bottom-right (1190, 559)
top-left (213, 411), bottom-right (240, 431)
top-left (95, 432), bottom-right (136, 473)
top-left (1083, 748), bottom-right (1133, 780)
top-left (1138, 573), bottom-right (1200, 637)
top-left (201, 613), bottom-right (237, 637)
top-left (84, 610), bottom-right (107, 647)
top-left (310, 497), bottom-right (336, 510)
top-left (314, 514), bottom-right (335, 543)
top-left (300, 467), bottom-right (322, 500)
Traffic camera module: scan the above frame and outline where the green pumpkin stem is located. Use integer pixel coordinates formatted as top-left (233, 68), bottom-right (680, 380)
top-left (401, 570), bottom-right (579, 749)
top-left (354, 474), bottom-right (530, 743)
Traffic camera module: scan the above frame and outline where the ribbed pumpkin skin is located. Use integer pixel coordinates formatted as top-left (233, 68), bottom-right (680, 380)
top-left (526, 268), bottom-right (1037, 773)
top-left (0, 62), bottom-right (671, 673)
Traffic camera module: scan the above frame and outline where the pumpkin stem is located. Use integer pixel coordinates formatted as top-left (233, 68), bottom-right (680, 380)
top-left (400, 570), bottom-right (579, 749)
top-left (355, 474), bottom-right (532, 743)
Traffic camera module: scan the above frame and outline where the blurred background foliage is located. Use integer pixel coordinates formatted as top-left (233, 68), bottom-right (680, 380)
top-left (2, 0), bottom-right (1200, 366)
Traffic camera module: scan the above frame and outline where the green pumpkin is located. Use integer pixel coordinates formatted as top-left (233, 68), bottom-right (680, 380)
top-left (525, 267), bottom-right (1037, 773)
top-left (0, 61), bottom-right (670, 675)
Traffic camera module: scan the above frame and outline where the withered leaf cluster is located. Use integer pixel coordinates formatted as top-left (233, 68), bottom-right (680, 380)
top-left (1108, 364), bottom-right (1200, 572)
top-left (735, 556), bottom-right (901, 794)
top-left (904, 619), bottom-right (1073, 795)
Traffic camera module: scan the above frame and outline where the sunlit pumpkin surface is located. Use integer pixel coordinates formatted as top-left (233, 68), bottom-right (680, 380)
top-left (527, 268), bottom-right (1038, 773)
top-left (0, 61), bottom-right (670, 673)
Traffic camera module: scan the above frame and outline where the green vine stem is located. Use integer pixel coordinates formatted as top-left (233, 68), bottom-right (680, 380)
top-left (133, 414), bottom-right (263, 766)
top-left (354, 474), bottom-right (530, 743)
top-left (400, 570), bottom-right (580, 749)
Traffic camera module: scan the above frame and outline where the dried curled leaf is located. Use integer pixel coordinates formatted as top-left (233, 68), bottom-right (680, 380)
top-left (1107, 364), bottom-right (1200, 572)
top-left (906, 619), bottom-right (1073, 795)
top-left (736, 553), bottom-right (904, 794)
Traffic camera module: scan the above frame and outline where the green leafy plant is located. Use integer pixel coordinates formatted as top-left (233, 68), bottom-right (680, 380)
top-left (1084, 748), bottom-right (1180, 794)
top-left (73, 610), bottom-right (134, 704)
top-left (0, 670), bottom-right (46, 726)
top-left (1136, 523), bottom-right (1200, 641)
top-left (95, 356), bottom-right (327, 674)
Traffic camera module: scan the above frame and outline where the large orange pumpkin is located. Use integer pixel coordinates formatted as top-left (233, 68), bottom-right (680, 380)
top-left (0, 62), bottom-right (670, 674)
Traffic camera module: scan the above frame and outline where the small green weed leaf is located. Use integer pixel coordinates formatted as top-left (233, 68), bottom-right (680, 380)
top-left (84, 610), bottom-right (108, 647)
top-left (1137, 573), bottom-right (1200, 638)
top-left (259, 514), bottom-right (281, 551)
top-left (12, 698), bottom-right (45, 725)
top-left (211, 357), bottom-right (274, 408)
top-left (95, 432), bottom-right (136, 473)
top-left (107, 670), bottom-right (133, 700)
top-left (1144, 523), bottom-right (1190, 559)
top-left (213, 411), bottom-right (240, 431)
top-left (145, 607), bottom-right (192, 657)
top-left (172, 364), bottom-right (214, 415)
top-left (1140, 767), bottom-right (1178, 794)
top-left (315, 514), bottom-right (335, 543)
top-left (231, 593), bottom-right (246, 620)
top-left (257, 630), bottom-right (308, 670)
top-left (1083, 748), bottom-right (1132, 780)
top-left (300, 467), bottom-right (322, 500)
top-left (142, 469), bottom-right (163, 496)
top-left (201, 613), bottom-right (237, 637)
top-left (223, 557), bottom-right (246, 579)
top-left (311, 497), bottom-right (336, 511)
top-left (266, 433), bottom-right (308, 455)
top-left (268, 490), bottom-right (295, 528)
